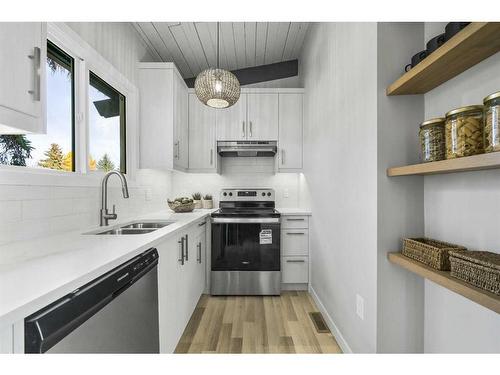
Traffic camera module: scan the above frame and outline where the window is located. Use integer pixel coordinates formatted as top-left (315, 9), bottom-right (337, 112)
top-left (88, 72), bottom-right (126, 173)
top-left (0, 40), bottom-right (75, 170)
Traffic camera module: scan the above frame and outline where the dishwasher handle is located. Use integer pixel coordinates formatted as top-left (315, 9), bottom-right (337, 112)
top-left (24, 248), bottom-right (158, 353)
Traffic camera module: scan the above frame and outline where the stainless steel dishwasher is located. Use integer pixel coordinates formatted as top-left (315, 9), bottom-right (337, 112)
top-left (25, 248), bottom-right (159, 353)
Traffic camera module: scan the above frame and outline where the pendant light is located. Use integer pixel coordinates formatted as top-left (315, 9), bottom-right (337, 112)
top-left (194, 22), bottom-right (240, 108)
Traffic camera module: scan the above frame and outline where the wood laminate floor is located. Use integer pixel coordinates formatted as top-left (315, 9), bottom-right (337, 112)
top-left (175, 291), bottom-right (342, 354)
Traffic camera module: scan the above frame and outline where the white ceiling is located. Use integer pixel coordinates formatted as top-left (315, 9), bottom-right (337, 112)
top-left (133, 22), bottom-right (309, 78)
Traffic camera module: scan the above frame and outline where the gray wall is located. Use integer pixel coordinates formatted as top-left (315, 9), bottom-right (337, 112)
top-left (376, 23), bottom-right (425, 353)
top-left (423, 22), bottom-right (500, 351)
top-left (300, 22), bottom-right (378, 353)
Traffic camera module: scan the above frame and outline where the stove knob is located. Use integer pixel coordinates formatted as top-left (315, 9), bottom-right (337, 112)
top-left (229, 192), bottom-right (233, 196)
top-left (267, 192), bottom-right (271, 197)
top-left (223, 192), bottom-right (227, 196)
top-left (262, 192), bottom-right (266, 196)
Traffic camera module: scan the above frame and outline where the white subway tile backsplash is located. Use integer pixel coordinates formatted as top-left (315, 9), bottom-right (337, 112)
top-left (0, 201), bottom-right (22, 224)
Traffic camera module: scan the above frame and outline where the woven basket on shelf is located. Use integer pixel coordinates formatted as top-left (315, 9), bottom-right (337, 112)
top-left (402, 238), bottom-right (466, 270)
top-left (167, 201), bottom-right (195, 213)
top-left (449, 250), bottom-right (500, 295)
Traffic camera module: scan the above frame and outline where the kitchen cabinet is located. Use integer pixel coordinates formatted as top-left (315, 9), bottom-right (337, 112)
top-left (215, 94), bottom-right (247, 141)
top-left (174, 73), bottom-right (189, 169)
top-left (0, 22), bottom-right (46, 134)
top-left (0, 325), bottom-right (13, 354)
top-left (138, 63), bottom-right (188, 172)
top-left (278, 93), bottom-right (303, 170)
top-left (157, 219), bottom-right (206, 353)
top-left (247, 93), bottom-right (278, 140)
top-left (281, 214), bottom-right (310, 286)
top-left (188, 94), bottom-right (217, 171)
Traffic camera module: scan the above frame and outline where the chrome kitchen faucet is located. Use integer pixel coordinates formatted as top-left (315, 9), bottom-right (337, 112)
top-left (100, 171), bottom-right (129, 226)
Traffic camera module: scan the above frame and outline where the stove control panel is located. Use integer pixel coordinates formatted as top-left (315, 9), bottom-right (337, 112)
top-left (220, 188), bottom-right (275, 202)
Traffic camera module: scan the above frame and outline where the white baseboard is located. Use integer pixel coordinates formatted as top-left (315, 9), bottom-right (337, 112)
top-left (309, 285), bottom-right (352, 353)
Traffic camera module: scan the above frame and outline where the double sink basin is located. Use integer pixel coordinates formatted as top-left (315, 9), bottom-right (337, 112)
top-left (86, 221), bottom-right (175, 235)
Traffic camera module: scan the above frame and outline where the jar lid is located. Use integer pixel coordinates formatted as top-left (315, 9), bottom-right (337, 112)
top-left (445, 105), bottom-right (484, 118)
top-left (483, 91), bottom-right (500, 104)
top-left (420, 117), bottom-right (445, 128)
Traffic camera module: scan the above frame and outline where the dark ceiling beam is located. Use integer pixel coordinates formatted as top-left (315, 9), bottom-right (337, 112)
top-left (184, 59), bottom-right (298, 88)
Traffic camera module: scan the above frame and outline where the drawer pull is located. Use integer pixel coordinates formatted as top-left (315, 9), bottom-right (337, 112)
top-left (286, 218), bottom-right (305, 221)
top-left (198, 221), bottom-right (206, 227)
top-left (286, 232), bottom-right (305, 235)
top-left (286, 259), bottom-right (306, 263)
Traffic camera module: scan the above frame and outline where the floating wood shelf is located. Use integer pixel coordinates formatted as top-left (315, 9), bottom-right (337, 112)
top-left (388, 252), bottom-right (500, 314)
top-left (387, 22), bottom-right (500, 96)
top-left (387, 152), bottom-right (500, 176)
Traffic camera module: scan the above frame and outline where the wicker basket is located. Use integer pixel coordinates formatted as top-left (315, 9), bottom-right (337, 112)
top-left (449, 250), bottom-right (500, 295)
top-left (402, 238), bottom-right (466, 270)
top-left (167, 201), bottom-right (195, 213)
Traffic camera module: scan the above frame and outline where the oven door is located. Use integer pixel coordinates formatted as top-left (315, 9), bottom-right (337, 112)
top-left (211, 218), bottom-right (280, 271)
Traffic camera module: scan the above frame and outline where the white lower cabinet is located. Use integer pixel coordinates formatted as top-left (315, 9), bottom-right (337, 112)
top-left (282, 256), bottom-right (309, 284)
top-left (281, 214), bottom-right (310, 286)
top-left (0, 325), bottom-right (13, 354)
top-left (157, 219), bottom-right (206, 353)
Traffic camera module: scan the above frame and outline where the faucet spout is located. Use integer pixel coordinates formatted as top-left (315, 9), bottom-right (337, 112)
top-left (100, 171), bottom-right (129, 226)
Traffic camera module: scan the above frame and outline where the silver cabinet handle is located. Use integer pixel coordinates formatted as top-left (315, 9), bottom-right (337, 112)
top-left (197, 242), bottom-right (202, 263)
top-left (184, 234), bottom-right (189, 261)
top-left (178, 238), bottom-right (185, 265)
top-left (174, 141), bottom-right (179, 159)
top-left (286, 259), bottom-right (305, 263)
top-left (281, 149), bottom-right (285, 165)
top-left (286, 232), bottom-right (305, 235)
top-left (198, 221), bottom-right (206, 227)
top-left (249, 121), bottom-right (253, 138)
top-left (286, 218), bottom-right (305, 221)
top-left (210, 149), bottom-right (213, 165)
top-left (242, 121), bottom-right (245, 138)
top-left (28, 46), bottom-right (41, 101)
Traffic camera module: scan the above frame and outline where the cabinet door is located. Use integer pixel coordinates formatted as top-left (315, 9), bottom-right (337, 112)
top-left (157, 235), bottom-right (184, 353)
top-left (216, 94), bottom-right (247, 141)
top-left (173, 73), bottom-right (188, 170)
top-left (0, 22), bottom-right (46, 134)
top-left (188, 94), bottom-right (216, 171)
top-left (247, 93), bottom-right (278, 140)
top-left (278, 93), bottom-right (303, 170)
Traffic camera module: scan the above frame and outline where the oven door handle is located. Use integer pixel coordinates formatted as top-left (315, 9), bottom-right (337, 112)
top-left (211, 217), bottom-right (280, 224)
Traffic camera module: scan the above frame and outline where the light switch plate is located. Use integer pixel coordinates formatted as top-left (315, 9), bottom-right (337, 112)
top-left (356, 294), bottom-right (364, 320)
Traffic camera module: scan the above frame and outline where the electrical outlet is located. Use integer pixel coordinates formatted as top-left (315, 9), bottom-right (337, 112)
top-left (284, 188), bottom-right (289, 198)
top-left (145, 188), bottom-right (153, 201)
top-left (356, 294), bottom-right (364, 320)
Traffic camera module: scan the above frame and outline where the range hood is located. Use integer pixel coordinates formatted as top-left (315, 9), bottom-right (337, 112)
top-left (217, 141), bottom-right (277, 157)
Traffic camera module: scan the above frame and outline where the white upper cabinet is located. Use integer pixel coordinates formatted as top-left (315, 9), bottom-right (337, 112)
top-left (138, 63), bottom-right (188, 171)
top-left (173, 73), bottom-right (188, 170)
top-left (247, 93), bottom-right (278, 140)
top-left (188, 94), bottom-right (217, 171)
top-left (278, 93), bottom-right (303, 170)
top-left (215, 93), bottom-right (247, 141)
top-left (0, 23), bottom-right (46, 134)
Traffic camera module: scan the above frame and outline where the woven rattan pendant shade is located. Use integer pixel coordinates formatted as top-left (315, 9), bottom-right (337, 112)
top-left (194, 23), bottom-right (240, 108)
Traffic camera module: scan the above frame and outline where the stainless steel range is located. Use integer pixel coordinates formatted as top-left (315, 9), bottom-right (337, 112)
top-left (211, 188), bottom-right (281, 295)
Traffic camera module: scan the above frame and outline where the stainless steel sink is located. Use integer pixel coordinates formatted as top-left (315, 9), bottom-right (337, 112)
top-left (85, 220), bottom-right (175, 235)
top-left (121, 222), bottom-right (173, 229)
top-left (96, 228), bottom-right (156, 235)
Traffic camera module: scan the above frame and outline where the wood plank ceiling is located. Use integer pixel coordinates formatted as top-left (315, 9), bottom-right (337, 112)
top-left (133, 22), bottom-right (309, 79)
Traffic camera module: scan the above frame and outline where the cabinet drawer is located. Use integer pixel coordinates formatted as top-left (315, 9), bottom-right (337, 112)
top-left (282, 256), bottom-right (308, 283)
top-left (191, 219), bottom-right (208, 237)
top-left (281, 229), bottom-right (309, 256)
top-left (281, 216), bottom-right (309, 229)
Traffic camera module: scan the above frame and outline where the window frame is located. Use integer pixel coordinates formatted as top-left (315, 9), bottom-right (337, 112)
top-left (88, 70), bottom-right (127, 174)
top-left (0, 22), bottom-right (139, 185)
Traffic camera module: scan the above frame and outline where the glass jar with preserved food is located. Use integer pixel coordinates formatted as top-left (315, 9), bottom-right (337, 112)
top-left (483, 91), bottom-right (500, 153)
top-left (419, 118), bottom-right (445, 162)
top-left (445, 105), bottom-right (484, 159)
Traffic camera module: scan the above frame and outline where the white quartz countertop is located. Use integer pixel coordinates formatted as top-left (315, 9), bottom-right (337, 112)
top-left (277, 208), bottom-right (312, 215)
top-left (0, 209), bottom-right (215, 329)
